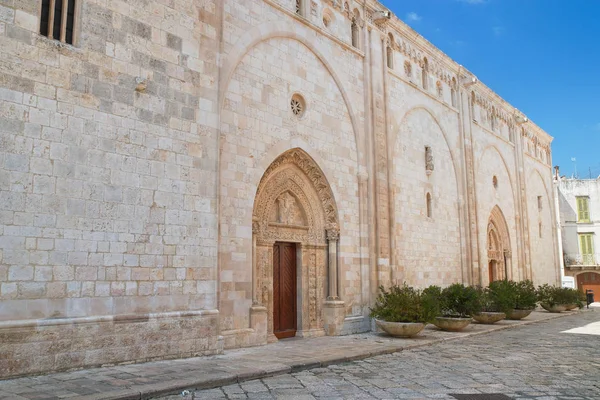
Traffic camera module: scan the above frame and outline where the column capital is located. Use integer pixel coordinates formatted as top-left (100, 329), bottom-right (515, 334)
top-left (327, 228), bottom-right (340, 241)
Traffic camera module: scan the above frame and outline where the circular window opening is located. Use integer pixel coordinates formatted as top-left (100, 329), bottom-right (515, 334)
top-left (290, 94), bottom-right (306, 118)
top-left (493, 176), bottom-right (498, 189)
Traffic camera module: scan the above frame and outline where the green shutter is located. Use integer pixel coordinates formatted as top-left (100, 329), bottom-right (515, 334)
top-left (580, 234), bottom-right (594, 265)
top-left (577, 197), bottom-right (590, 222)
top-left (586, 235), bottom-right (594, 255)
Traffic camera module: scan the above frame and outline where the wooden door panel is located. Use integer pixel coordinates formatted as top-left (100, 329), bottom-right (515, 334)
top-left (273, 242), bottom-right (297, 339)
top-left (280, 244), bottom-right (296, 334)
top-left (273, 244), bottom-right (281, 334)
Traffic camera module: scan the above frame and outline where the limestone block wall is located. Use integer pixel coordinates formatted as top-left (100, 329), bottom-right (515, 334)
top-left (0, 0), bottom-right (222, 376)
top-left (0, 0), bottom-right (561, 378)
top-left (218, 0), bottom-right (366, 339)
top-left (524, 158), bottom-right (558, 285)
top-left (387, 75), bottom-right (464, 288)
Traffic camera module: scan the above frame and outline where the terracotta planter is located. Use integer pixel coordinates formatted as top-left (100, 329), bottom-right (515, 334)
top-left (506, 308), bottom-right (534, 320)
top-left (540, 303), bottom-right (567, 313)
top-left (432, 317), bottom-right (471, 332)
top-left (375, 319), bottom-right (426, 338)
top-left (473, 312), bottom-right (506, 324)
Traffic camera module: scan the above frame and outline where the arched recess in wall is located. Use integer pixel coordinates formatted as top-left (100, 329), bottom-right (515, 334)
top-left (476, 145), bottom-right (519, 281)
top-left (218, 20), bottom-right (363, 166)
top-left (527, 167), bottom-right (557, 281)
top-left (487, 205), bottom-right (511, 283)
top-left (392, 106), bottom-right (461, 190)
top-left (391, 106), bottom-right (464, 285)
top-left (476, 145), bottom-right (518, 212)
top-left (528, 168), bottom-right (552, 211)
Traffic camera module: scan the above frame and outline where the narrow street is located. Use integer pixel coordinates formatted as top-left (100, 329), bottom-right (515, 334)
top-left (169, 312), bottom-right (600, 400)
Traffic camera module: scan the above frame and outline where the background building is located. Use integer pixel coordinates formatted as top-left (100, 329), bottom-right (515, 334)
top-left (556, 171), bottom-right (600, 293)
top-left (0, 0), bottom-right (558, 377)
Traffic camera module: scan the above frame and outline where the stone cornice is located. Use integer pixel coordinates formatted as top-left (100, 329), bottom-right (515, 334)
top-left (360, 0), bottom-right (553, 147)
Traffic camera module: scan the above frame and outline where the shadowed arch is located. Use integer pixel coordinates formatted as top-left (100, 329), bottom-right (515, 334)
top-left (487, 205), bottom-right (511, 282)
top-left (393, 106), bottom-right (460, 191)
top-left (528, 168), bottom-right (552, 209)
top-left (219, 21), bottom-right (362, 165)
top-left (477, 145), bottom-right (518, 212)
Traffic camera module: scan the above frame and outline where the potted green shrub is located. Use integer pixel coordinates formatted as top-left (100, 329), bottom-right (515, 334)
top-left (472, 281), bottom-right (511, 324)
top-left (564, 288), bottom-right (586, 310)
top-left (536, 284), bottom-right (568, 313)
top-left (506, 280), bottom-right (537, 320)
top-left (427, 283), bottom-right (481, 332)
top-left (370, 284), bottom-right (438, 337)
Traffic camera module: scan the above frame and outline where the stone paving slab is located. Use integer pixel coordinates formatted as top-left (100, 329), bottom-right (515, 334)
top-left (0, 310), bottom-right (584, 400)
top-left (176, 311), bottom-right (600, 400)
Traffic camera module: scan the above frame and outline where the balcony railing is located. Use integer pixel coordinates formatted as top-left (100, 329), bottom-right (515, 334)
top-left (565, 253), bottom-right (599, 267)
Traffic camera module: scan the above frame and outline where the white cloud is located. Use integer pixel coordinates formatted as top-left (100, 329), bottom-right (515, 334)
top-left (406, 12), bottom-right (422, 22)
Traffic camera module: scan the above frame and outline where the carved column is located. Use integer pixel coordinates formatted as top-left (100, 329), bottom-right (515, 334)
top-left (504, 250), bottom-right (513, 281)
top-left (252, 221), bottom-right (259, 305)
top-left (256, 239), bottom-right (276, 343)
top-left (248, 221), bottom-right (268, 345)
top-left (326, 226), bottom-right (340, 300)
top-left (323, 225), bottom-right (345, 336)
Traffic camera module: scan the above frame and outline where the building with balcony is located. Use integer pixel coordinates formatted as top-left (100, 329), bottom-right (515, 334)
top-left (556, 172), bottom-right (600, 293)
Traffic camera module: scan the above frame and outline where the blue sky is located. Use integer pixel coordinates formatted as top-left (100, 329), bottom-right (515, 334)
top-left (382, 0), bottom-right (600, 178)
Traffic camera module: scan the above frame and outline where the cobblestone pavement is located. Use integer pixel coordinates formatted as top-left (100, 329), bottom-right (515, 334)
top-left (163, 312), bottom-right (600, 400)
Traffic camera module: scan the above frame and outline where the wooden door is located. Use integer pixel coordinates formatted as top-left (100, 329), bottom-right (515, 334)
top-left (273, 242), bottom-right (297, 339)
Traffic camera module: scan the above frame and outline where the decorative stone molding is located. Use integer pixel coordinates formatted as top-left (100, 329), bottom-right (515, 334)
top-left (252, 148), bottom-right (342, 338)
top-left (326, 225), bottom-right (340, 241)
top-left (255, 148), bottom-right (339, 231)
top-left (487, 205), bottom-right (512, 281)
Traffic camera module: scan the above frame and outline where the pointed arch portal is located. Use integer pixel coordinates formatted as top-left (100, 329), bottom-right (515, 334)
top-left (251, 148), bottom-right (344, 341)
top-left (487, 206), bottom-right (512, 283)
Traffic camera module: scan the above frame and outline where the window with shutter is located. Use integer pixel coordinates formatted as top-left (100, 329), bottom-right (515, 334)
top-left (579, 233), bottom-right (594, 265)
top-left (577, 197), bottom-right (590, 223)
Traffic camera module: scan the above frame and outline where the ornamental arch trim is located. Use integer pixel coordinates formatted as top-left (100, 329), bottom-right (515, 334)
top-left (218, 21), bottom-right (363, 166)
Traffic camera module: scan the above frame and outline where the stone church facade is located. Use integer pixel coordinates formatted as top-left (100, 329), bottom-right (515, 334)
top-left (0, 0), bottom-right (558, 377)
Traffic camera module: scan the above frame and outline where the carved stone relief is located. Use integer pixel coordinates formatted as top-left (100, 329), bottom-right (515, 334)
top-left (425, 146), bottom-right (434, 174)
top-left (275, 192), bottom-right (305, 225)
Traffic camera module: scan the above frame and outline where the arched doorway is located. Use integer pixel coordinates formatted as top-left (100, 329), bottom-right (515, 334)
top-left (577, 272), bottom-right (600, 297)
top-left (251, 148), bottom-right (344, 341)
top-left (487, 206), bottom-right (512, 283)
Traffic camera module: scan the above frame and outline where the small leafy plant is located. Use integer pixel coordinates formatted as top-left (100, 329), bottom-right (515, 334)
top-left (428, 283), bottom-right (481, 318)
top-left (370, 284), bottom-right (438, 324)
top-left (483, 280), bottom-right (514, 313)
top-left (512, 280), bottom-right (537, 310)
top-left (564, 287), bottom-right (586, 309)
top-left (536, 284), bottom-right (573, 307)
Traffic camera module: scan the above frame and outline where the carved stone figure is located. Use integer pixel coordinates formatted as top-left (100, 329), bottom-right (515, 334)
top-left (277, 192), bottom-right (300, 225)
top-left (425, 146), bottom-right (434, 174)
